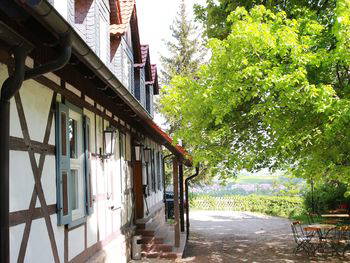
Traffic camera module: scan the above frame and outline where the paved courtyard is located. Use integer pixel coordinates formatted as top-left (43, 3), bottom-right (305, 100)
top-left (136, 210), bottom-right (350, 262)
top-left (182, 210), bottom-right (349, 263)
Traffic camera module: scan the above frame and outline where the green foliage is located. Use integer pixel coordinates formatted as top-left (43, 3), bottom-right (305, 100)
top-left (159, 2), bottom-right (350, 185)
top-left (303, 181), bottom-right (350, 213)
top-left (194, 0), bottom-right (336, 39)
top-left (189, 194), bottom-right (304, 218)
top-left (160, 0), bottom-right (204, 85)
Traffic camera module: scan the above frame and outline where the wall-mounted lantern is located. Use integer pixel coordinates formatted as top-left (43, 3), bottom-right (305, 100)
top-left (100, 126), bottom-right (116, 160)
top-left (134, 144), bottom-right (142, 161)
top-left (143, 147), bottom-right (151, 197)
top-left (143, 147), bottom-right (151, 164)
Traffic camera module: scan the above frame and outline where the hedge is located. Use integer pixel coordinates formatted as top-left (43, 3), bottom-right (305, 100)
top-left (189, 194), bottom-right (304, 218)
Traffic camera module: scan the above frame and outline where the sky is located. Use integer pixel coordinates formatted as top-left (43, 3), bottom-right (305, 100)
top-left (136, 0), bottom-right (205, 127)
top-left (137, 0), bottom-right (204, 68)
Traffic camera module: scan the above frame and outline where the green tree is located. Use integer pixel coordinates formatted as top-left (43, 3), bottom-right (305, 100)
top-left (160, 0), bottom-right (204, 85)
top-left (194, 0), bottom-right (336, 39)
top-left (159, 1), bottom-right (350, 184)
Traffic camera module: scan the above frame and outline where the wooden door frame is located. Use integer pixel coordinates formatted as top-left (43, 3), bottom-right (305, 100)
top-left (133, 160), bottom-right (144, 219)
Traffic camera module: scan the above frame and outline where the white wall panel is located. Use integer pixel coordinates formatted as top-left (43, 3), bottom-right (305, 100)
top-left (68, 225), bottom-right (85, 261)
top-left (10, 151), bottom-right (34, 212)
top-left (27, 218), bottom-right (54, 263)
top-left (19, 80), bottom-right (54, 142)
top-left (87, 209), bottom-right (98, 248)
top-left (40, 155), bottom-right (57, 206)
top-left (10, 223), bottom-right (24, 262)
top-left (52, 215), bottom-right (65, 263)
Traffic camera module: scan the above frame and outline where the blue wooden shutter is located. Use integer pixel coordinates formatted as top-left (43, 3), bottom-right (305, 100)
top-left (83, 116), bottom-right (94, 215)
top-left (56, 103), bottom-right (72, 225)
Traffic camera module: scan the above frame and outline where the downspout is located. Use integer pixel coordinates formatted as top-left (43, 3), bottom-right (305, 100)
top-left (0, 32), bottom-right (71, 263)
top-left (162, 154), bottom-right (172, 220)
top-left (185, 166), bottom-right (199, 240)
top-left (0, 46), bottom-right (28, 263)
top-left (179, 163), bottom-right (185, 232)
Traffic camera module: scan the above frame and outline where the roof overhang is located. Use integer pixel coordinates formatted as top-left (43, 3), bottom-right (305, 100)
top-left (7, 0), bottom-right (189, 165)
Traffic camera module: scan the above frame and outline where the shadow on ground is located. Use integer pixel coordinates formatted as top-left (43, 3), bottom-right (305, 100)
top-left (181, 210), bottom-right (350, 263)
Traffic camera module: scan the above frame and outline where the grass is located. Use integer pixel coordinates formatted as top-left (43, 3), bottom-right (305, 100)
top-left (234, 175), bottom-right (276, 184)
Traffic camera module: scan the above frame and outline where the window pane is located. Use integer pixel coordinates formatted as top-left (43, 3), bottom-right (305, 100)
top-left (61, 112), bottom-right (67, 156)
top-left (62, 171), bottom-right (69, 216)
top-left (71, 170), bottom-right (79, 210)
top-left (69, 118), bottom-right (77, 159)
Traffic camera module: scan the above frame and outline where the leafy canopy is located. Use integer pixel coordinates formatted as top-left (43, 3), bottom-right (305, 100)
top-left (194, 0), bottom-right (336, 39)
top-left (160, 1), bottom-right (350, 183)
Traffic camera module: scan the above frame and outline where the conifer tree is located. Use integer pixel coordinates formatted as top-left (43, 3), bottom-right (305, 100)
top-left (160, 0), bottom-right (204, 84)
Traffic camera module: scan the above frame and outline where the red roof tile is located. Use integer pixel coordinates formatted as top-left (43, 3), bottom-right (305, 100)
top-left (134, 44), bottom-right (149, 67)
top-left (146, 64), bottom-right (159, 94)
top-left (146, 119), bottom-right (192, 166)
top-left (110, 0), bottom-right (135, 36)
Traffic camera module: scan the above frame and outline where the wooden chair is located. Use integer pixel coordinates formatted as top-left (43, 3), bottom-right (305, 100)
top-left (291, 221), bottom-right (315, 255)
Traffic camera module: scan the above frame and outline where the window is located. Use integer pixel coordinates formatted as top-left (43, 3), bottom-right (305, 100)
top-left (157, 152), bottom-right (162, 190)
top-left (151, 149), bottom-right (156, 192)
top-left (56, 103), bottom-right (93, 225)
top-left (145, 85), bottom-right (150, 113)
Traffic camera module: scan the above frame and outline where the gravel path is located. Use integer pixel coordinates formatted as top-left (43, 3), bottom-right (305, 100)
top-left (181, 210), bottom-right (349, 263)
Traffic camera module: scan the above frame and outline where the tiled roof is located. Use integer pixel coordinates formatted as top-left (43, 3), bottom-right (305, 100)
top-left (134, 44), bottom-right (149, 68)
top-left (110, 0), bottom-right (135, 36)
top-left (146, 64), bottom-right (159, 94)
top-left (147, 119), bottom-right (192, 166)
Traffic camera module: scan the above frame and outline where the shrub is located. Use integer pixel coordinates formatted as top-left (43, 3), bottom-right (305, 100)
top-left (303, 181), bottom-right (350, 213)
top-left (189, 194), bottom-right (304, 218)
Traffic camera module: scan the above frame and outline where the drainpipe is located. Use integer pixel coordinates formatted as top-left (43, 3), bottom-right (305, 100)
top-left (162, 154), bottom-right (172, 220)
top-left (185, 166), bottom-right (199, 240)
top-left (179, 163), bottom-right (185, 232)
top-left (0, 46), bottom-right (27, 263)
top-left (0, 32), bottom-right (71, 263)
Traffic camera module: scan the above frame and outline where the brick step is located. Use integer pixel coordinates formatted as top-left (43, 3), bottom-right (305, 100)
top-left (141, 251), bottom-right (178, 260)
top-left (139, 236), bottom-right (164, 245)
top-left (160, 252), bottom-right (178, 259)
top-left (141, 251), bottom-right (159, 258)
top-left (142, 243), bottom-right (173, 253)
top-left (135, 229), bottom-right (155, 236)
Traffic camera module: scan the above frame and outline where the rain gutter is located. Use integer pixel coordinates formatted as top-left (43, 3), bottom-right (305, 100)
top-left (0, 19), bottom-right (71, 263)
top-left (21, 0), bottom-right (152, 122)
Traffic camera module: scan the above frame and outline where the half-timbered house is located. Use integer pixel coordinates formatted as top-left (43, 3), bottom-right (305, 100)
top-left (0, 0), bottom-right (190, 262)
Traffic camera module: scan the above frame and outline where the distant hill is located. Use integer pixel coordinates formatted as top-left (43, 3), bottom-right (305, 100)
top-left (234, 175), bottom-right (276, 185)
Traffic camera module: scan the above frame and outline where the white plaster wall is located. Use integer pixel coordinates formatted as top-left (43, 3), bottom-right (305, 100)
top-left (68, 225), bottom-right (85, 261)
top-left (36, 154), bottom-right (56, 207)
top-left (9, 223), bottom-right (24, 262)
top-left (19, 80), bottom-right (54, 143)
top-left (10, 151), bottom-right (35, 212)
top-left (25, 215), bottom-right (64, 263)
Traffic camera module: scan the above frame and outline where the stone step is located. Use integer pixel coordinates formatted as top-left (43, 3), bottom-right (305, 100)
top-left (142, 243), bottom-right (173, 253)
top-left (141, 251), bottom-right (179, 260)
top-left (135, 229), bottom-right (155, 236)
top-left (139, 236), bottom-right (164, 245)
top-left (141, 251), bottom-right (159, 258)
top-left (160, 252), bottom-right (178, 259)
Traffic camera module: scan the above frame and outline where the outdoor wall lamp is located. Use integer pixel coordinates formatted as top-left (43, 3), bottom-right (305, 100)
top-left (134, 144), bottom-right (142, 162)
top-left (143, 147), bottom-right (151, 164)
top-left (100, 126), bottom-right (117, 160)
top-left (143, 147), bottom-right (151, 196)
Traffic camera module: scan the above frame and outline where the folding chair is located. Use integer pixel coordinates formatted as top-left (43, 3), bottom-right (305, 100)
top-left (291, 221), bottom-right (314, 255)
